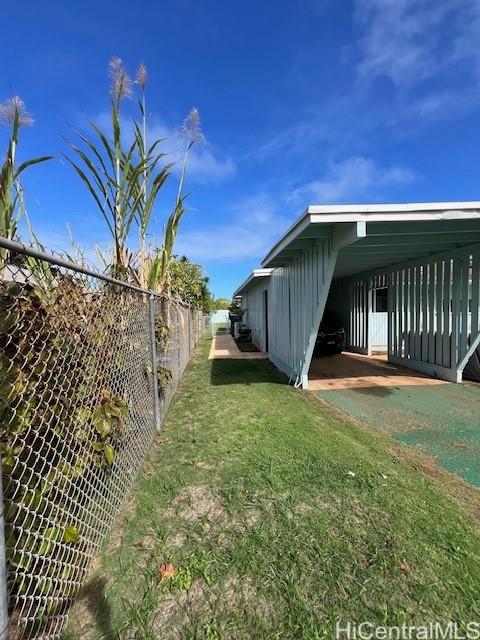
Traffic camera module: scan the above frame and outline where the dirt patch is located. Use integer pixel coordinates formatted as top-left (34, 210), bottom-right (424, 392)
top-left (105, 493), bottom-right (137, 553)
top-left (216, 530), bottom-right (234, 549)
top-left (168, 484), bottom-right (225, 522)
top-left (138, 532), bottom-right (158, 551)
top-left (315, 496), bottom-right (341, 511)
top-left (218, 575), bottom-right (273, 621)
top-left (151, 574), bottom-right (271, 638)
top-left (234, 508), bottom-right (262, 530)
top-left (221, 575), bottom-right (256, 608)
top-left (152, 579), bottom-right (207, 636)
top-left (65, 576), bottom-right (114, 640)
top-left (195, 460), bottom-right (217, 471)
top-left (164, 531), bottom-right (187, 552)
top-left (294, 502), bottom-right (313, 515)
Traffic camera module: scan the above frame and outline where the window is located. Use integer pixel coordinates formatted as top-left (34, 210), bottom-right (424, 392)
top-left (372, 287), bottom-right (388, 313)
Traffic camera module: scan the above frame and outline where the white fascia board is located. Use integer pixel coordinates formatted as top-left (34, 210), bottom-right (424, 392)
top-left (261, 212), bottom-right (311, 266)
top-left (308, 201), bottom-right (480, 215)
top-left (233, 268), bottom-right (274, 298)
top-left (308, 201), bottom-right (480, 222)
top-left (253, 268), bottom-right (275, 277)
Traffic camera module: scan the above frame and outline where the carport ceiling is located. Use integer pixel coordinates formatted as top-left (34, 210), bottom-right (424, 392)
top-left (262, 202), bottom-right (480, 278)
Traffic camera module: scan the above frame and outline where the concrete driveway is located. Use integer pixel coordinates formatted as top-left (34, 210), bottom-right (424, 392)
top-left (310, 352), bottom-right (480, 487)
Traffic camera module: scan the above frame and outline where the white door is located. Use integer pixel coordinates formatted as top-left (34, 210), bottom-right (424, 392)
top-left (370, 313), bottom-right (388, 350)
top-left (370, 287), bottom-right (388, 351)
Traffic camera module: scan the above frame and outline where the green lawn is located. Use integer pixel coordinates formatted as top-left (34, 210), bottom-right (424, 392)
top-left (65, 337), bottom-right (480, 639)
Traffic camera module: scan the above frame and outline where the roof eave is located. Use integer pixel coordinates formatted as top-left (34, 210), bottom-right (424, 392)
top-left (262, 201), bottom-right (480, 267)
top-left (233, 268), bottom-right (274, 298)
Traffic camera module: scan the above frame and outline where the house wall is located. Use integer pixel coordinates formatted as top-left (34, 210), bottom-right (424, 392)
top-left (242, 284), bottom-right (268, 352)
top-left (243, 237), bottom-right (336, 384)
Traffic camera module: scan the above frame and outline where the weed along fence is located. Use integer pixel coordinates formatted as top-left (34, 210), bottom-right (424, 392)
top-left (0, 237), bottom-right (204, 639)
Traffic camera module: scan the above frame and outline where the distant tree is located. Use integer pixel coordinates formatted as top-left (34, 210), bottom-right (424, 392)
top-left (200, 281), bottom-right (215, 315)
top-left (229, 300), bottom-right (243, 315)
top-left (212, 298), bottom-right (231, 310)
top-left (169, 255), bottom-right (214, 312)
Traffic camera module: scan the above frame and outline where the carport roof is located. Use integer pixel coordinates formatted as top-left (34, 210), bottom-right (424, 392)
top-left (261, 201), bottom-right (480, 278)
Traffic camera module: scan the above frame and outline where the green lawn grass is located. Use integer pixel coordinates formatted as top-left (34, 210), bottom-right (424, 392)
top-left (64, 337), bottom-right (480, 639)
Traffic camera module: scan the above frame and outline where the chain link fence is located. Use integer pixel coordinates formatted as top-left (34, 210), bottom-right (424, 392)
top-left (0, 237), bottom-right (204, 639)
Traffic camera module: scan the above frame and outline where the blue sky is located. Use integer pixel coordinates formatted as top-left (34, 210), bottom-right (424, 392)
top-left (2, 0), bottom-right (480, 298)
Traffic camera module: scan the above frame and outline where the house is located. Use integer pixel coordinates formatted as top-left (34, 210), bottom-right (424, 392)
top-left (233, 202), bottom-right (480, 388)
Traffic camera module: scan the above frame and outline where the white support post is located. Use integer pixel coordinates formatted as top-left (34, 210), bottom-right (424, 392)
top-left (457, 331), bottom-right (480, 377)
top-left (299, 252), bottom-right (338, 389)
top-left (367, 286), bottom-right (373, 356)
top-left (300, 222), bottom-right (367, 389)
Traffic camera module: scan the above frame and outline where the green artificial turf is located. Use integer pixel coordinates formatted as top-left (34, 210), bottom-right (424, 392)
top-left (317, 382), bottom-right (480, 487)
top-left (64, 337), bottom-right (480, 639)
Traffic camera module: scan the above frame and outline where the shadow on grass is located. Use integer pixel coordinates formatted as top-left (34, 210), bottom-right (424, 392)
top-left (71, 575), bottom-right (115, 639)
top-left (210, 357), bottom-right (287, 386)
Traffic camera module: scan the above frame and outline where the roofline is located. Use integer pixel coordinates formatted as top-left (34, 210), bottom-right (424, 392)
top-left (307, 201), bottom-right (480, 214)
top-left (261, 201), bottom-right (480, 267)
top-left (233, 268), bottom-right (274, 298)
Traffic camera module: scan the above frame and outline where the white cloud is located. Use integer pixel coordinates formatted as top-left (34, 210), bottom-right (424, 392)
top-left (146, 122), bottom-right (236, 184)
top-left (401, 91), bottom-right (479, 122)
top-left (16, 217), bottom-right (110, 271)
top-left (88, 113), bottom-right (236, 185)
top-left (289, 156), bottom-right (416, 204)
top-left (175, 156), bottom-right (416, 263)
top-left (246, 0), bottom-right (480, 170)
top-left (175, 193), bottom-right (291, 262)
top-left (182, 148), bottom-right (236, 183)
top-left (355, 0), bottom-right (480, 89)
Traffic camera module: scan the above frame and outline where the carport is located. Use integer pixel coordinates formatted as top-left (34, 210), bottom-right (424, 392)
top-left (308, 351), bottom-right (446, 391)
top-left (236, 202), bottom-right (480, 388)
top-left (313, 210), bottom-right (480, 383)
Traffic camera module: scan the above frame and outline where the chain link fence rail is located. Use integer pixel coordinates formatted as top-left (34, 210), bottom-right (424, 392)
top-left (0, 237), bottom-right (204, 639)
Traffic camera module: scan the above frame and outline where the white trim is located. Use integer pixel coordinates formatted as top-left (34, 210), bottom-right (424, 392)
top-left (308, 201), bottom-right (480, 215)
top-left (458, 331), bottom-right (480, 373)
top-left (233, 268), bottom-right (274, 298)
top-left (310, 211), bottom-right (480, 223)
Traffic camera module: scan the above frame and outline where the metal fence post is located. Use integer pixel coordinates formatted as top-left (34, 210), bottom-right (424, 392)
top-left (0, 464), bottom-right (9, 640)
top-left (148, 294), bottom-right (162, 432)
